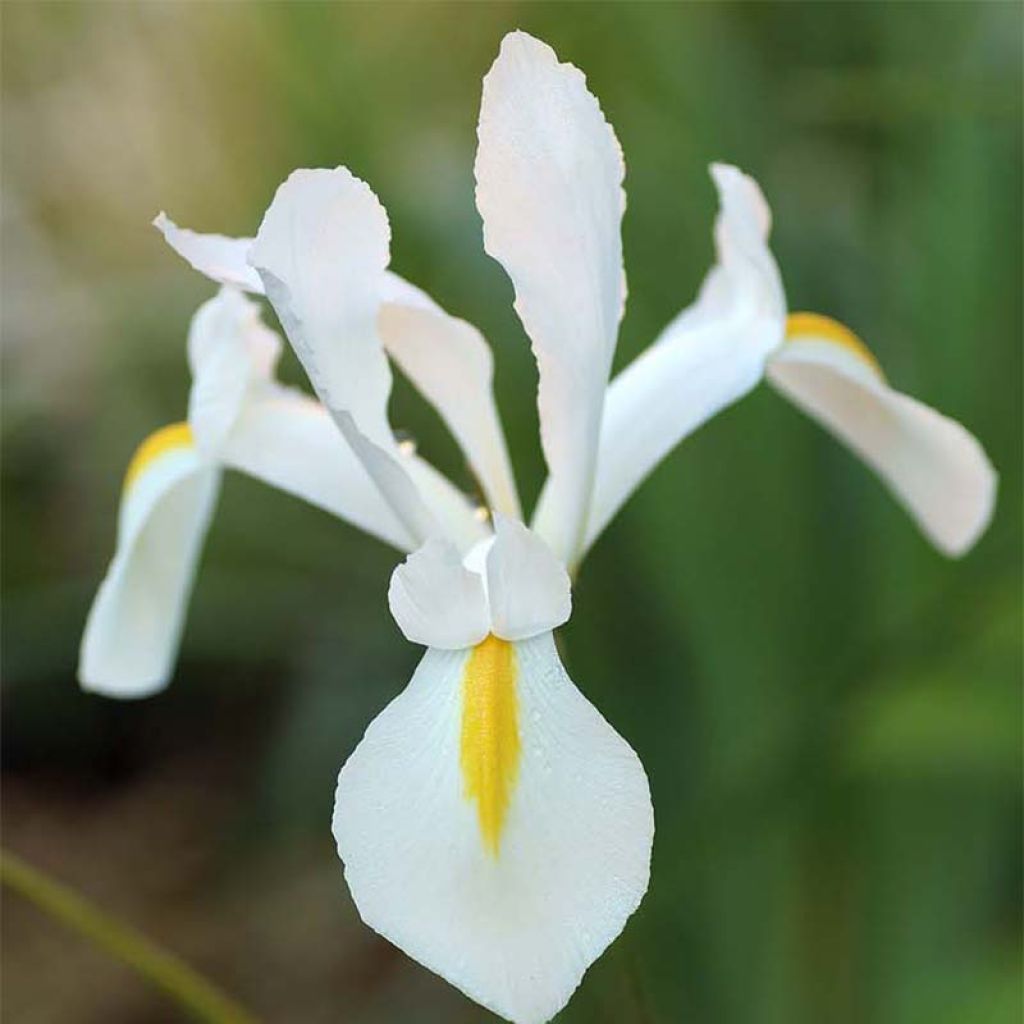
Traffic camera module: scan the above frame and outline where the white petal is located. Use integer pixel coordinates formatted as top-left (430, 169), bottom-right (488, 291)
top-left (475, 31), bottom-right (626, 566)
top-left (249, 168), bottom-right (438, 547)
top-left (79, 425), bottom-right (219, 698)
top-left (537, 163), bottom-right (785, 561)
top-left (767, 314), bottom-right (997, 556)
top-left (388, 539), bottom-right (490, 649)
top-left (333, 632), bottom-right (653, 1024)
top-left (249, 167), bottom-right (394, 446)
top-left (186, 287), bottom-right (281, 456)
top-left (379, 301), bottom-right (521, 518)
top-left (486, 515), bottom-right (571, 641)
top-left (153, 213), bottom-right (264, 294)
top-left (220, 388), bottom-right (416, 551)
top-left (186, 286), bottom-right (454, 551)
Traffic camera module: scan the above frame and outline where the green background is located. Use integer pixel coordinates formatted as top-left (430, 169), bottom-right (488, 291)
top-left (2, 3), bottom-right (1020, 1022)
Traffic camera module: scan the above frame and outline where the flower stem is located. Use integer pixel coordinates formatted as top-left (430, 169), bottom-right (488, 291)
top-left (1, 847), bottom-right (259, 1024)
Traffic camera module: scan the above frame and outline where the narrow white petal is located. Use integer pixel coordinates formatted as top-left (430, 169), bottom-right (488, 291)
top-left (768, 315), bottom-right (997, 556)
top-left (486, 515), bottom-right (571, 641)
top-left (153, 213), bottom-right (264, 294)
top-left (186, 287), bottom-right (281, 456)
top-left (249, 167), bottom-right (394, 445)
top-left (220, 389), bottom-right (416, 551)
top-left (475, 31), bottom-right (626, 565)
top-left (383, 270), bottom-right (522, 521)
top-left (388, 539), bottom-right (490, 649)
top-left (542, 164), bottom-right (785, 560)
top-left (79, 426), bottom-right (219, 698)
top-left (333, 632), bottom-right (653, 1024)
top-left (379, 301), bottom-right (521, 518)
top-left (249, 167), bottom-right (438, 547)
top-left (381, 269), bottom-right (520, 526)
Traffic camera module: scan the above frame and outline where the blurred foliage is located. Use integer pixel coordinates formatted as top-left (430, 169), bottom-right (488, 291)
top-left (2, 3), bottom-right (1021, 1023)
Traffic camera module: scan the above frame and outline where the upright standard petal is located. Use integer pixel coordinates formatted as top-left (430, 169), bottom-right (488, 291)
top-left (485, 515), bottom-right (571, 642)
top-left (153, 213), bottom-right (264, 294)
top-left (333, 631), bottom-right (653, 1024)
top-left (388, 539), bottom-right (490, 649)
top-left (380, 275), bottom-right (520, 528)
top-left (79, 424), bottom-right (219, 697)
top-left (543, 163), bottom-right (784, 559)
top-left (249, 168), bottom-right (438, 546)
top-left (768, 314), bottom-right (997, 556)
top-left (379, 302), bottom-right (521, 519)
top-left (475, 31), bottom-right (627, 566)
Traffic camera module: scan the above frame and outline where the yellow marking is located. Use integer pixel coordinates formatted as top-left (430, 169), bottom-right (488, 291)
top-left (460, 635), bottom-right (521, 856)
top-left (785, 312), bottom-right (885, 379)
top-left (123, 422), bottom-right (194, 493)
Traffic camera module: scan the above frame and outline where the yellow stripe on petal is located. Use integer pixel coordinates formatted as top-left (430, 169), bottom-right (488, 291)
top-left (786, 312), bottom-right (885, 379)
top-left (461, 634), bottom-right (520, 856)
top-left (123, 422), bottom-right (195, 494)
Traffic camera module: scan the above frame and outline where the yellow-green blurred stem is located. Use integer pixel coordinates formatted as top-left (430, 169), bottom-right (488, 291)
top-left (1, 848), bottom-right (258, 1024)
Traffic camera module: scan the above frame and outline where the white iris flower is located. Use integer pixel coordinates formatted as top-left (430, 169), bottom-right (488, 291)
top-left (79, 29), bottom-right (995, 1024)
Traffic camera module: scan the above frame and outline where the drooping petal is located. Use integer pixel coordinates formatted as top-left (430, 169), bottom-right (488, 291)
top-left (79, 424), bottom-right (219, 698)
top-left (153, 213), bottom-right (264, 294)
top-left (485, 515), bottom-right (571, 642)
top-left (378, 302), bottom-right (521, 519)
top-left (538, 163), bottom-right (785, 560)
top-left (475, 31), bottom-right (627, 566)
top-left (249, 167), bottom-right (438, 547)
top-left (333, 631), bottom-right (653, 1024)
top-left (767, 313), bottom-right (997, 556)
top-left (388, 539), bottom-right (490, 649)
top-left (186, 287), bottom-right (281, 457)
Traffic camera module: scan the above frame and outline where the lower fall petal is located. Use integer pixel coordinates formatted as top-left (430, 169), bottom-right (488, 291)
top-left (768, 313), bottom-right (997, 556)
top-left (332, 631), bottom-right (653, 1024)
top-left (79, 423), bottom-right (220, 698)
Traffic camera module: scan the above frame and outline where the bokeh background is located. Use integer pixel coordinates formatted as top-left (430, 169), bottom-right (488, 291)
top-left (2, 3), bottom-right (1021, 1022)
